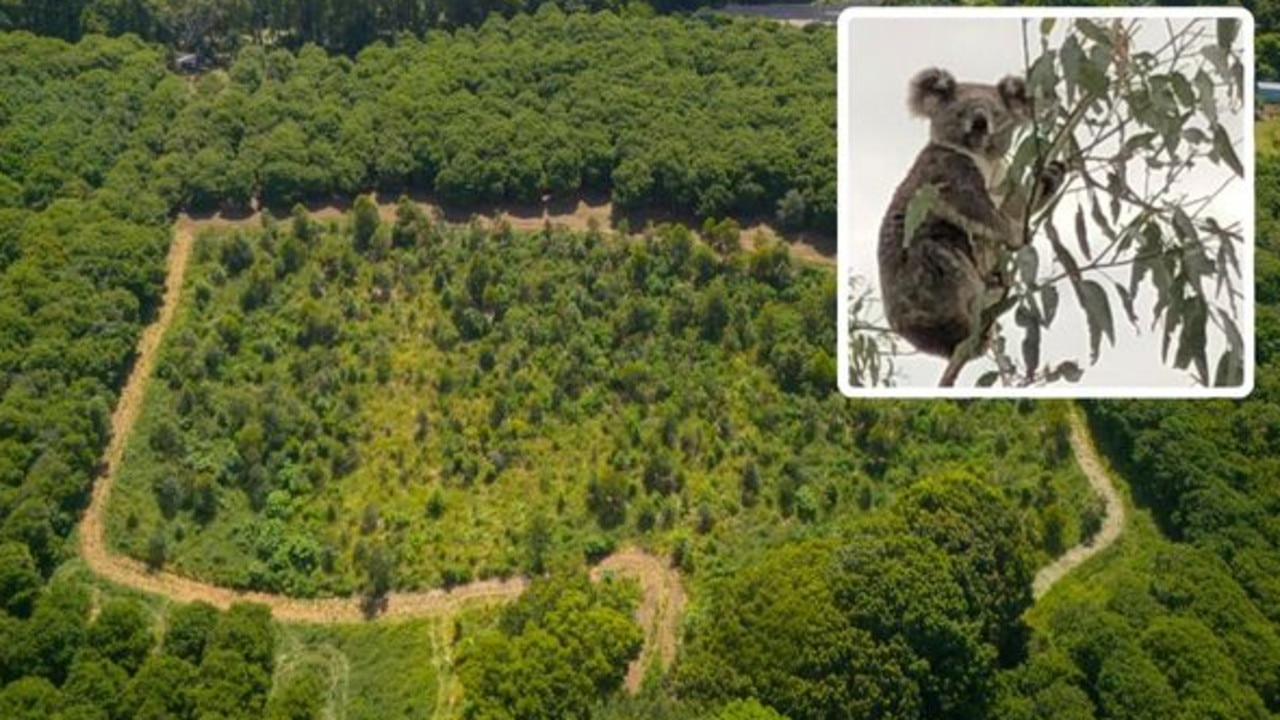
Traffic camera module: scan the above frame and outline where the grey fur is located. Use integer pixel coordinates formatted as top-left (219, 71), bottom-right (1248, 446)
top-left (878, 67), bottom-right (1057, 359)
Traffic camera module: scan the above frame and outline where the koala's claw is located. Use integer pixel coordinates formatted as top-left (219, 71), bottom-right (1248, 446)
top-left (1038, 160), bottom-right (1067, 197)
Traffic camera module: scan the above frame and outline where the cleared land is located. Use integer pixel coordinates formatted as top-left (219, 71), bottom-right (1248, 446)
top-left (78, 202), bottom-right (1112, 706)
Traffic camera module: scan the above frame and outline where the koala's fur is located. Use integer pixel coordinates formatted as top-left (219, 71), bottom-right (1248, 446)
top-left (878, 68), bottom-right (1058, 359)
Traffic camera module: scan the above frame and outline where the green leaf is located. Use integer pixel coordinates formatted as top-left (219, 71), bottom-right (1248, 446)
top-left (1081, 45), bottom-right (1110, 97)
top-left (1171, 207), bottom-right (1198, 243)
top-left (1174, 296), bottom-right (1209, 384)
top-left (1219, 308), bottom-right (1243, 356)
top-left (1017, 244), bottom-right (1039, 286)
top-left (1212, 122), bottom-right (1244, 177)
top-left (1162, 302), bottom-right (1181, 362)
top-left (1041, 284), bottom-right (1059, 326)
top-left (1044, 219), bottom-right (1081, 285)
top-left (1020, 307), bottom-right (1041, 377)
top-left (1106, 171), bottom-right (1122, 222)
top-left (1074, 205), bottom-right (1091, 259)
top-left (1201, 45), bottom-right (1230, 82)
top-left (1075, 19), bottom-right (1111, 47)
top-left (1040, 18), bottom-right (1056, 37)
top-left (1076, 279), bottom-right (1115, 363)
top-left (1089, 194), bottom-right (1116, 241)
top-left (1182, 127), bottom-right (1208, 144)
top-left (903, 183), bottom-right (941, 247)
top-left (1215, 348), bottom-right (1243, 387)
top-left (1194, 69), bottom-right (1218, 124)
top-left (1121, 132), bottom-right (1157, 158)
top-left (1217, 18), bottom-right (1240, 52)
top-left (1170, 72), bottom-right (1196, 108)
top-left (1061, 36), bottom-right (1085, 98)
top-left (977, 370), bottom-right (1000, 387)
top-left (1028, 52), bottom-right (1059, 101)
top-left (1114, 282), bottom-right (1138, 326)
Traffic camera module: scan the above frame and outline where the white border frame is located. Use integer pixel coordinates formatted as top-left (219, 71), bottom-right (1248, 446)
top-left (836, 6), bottom-right (1256, 399)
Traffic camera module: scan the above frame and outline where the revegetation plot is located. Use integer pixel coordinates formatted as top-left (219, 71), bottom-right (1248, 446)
top-left (105, 201), bottom-right (1096, 598)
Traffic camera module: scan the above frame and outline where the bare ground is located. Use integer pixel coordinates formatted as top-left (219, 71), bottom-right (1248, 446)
top-left (592, 549), bottom-right (687, 693)
top-left (1031, 409), bottom-right (1126, 599)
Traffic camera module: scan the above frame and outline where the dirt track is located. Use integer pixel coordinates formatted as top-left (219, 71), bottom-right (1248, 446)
top-left (1031, 409), bottom-right (1126, 599)
top-left (78, 203), bottom-right (1102, 693)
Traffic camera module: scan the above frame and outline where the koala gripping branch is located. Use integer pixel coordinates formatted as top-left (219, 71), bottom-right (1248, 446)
top-left (937, 95), bottom-right (1094, 388)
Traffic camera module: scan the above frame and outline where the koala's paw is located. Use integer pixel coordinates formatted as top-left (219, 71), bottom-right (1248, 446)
top-left (1038, 160), bottom-right (1067, 198)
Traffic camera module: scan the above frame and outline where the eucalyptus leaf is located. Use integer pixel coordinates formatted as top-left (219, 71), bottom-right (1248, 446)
top-left (1114, 282), bottom-right (1138, 326)
top-left (1174, 296), bottom-right (1209, 384)
top-left (1170, 72), bottom-right (1196, 108)
top-left (1171, 207), bottom-right (1199, 242)
top-left (1121, 132), bottom-right (1157, 158)
top-left (1212, 122), bottom-right (1244, 177)
top-left (1162, 302), bottom-right (1180, 361)
top-left (1076, 279), bottom-right (1115, 363)
top-left (1044, 218), bottom-right (1082, 284)
top-left (1219, 308), bottom-right (1243, 356)
top-left (1017, 244), bottom-right (1039, 286)
top-left (977, 370), bottom-right (1000, 387)
top-left (1182, 127), bottom-right (1208, 144)
top-left (1215, 348), bottom-right (1243, 387)
top-left (1021, 315), bottom-right (1041, 380)
top-left (1041, 284), bottom-right (1060, 326)
top-left (1061, 35), bottom-right (1085, 98)
top-left (1040, 18), bottom-right (1056, 36)
top-left (1029, 52), bottom-right (1060, 101)
top-left (1201, 45), bottom-right (1230, 82)
top-left (1089, 195), bottom-right (1116, 241)
top-left (1075, 19), bottom-right (1111, 47)
top-left (903, 183), bottom-right (941, 247)
top-left (1074, 205), bottom-right (1091, 259)
top-left (1194, 69), bottom-right (1218, 123)
top-left (1082, 44), bottom-right (1110, 96)
top-left (1217, 18), bottom-right (1240, 52)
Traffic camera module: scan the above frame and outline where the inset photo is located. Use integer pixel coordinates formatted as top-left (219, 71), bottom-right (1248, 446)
top-left (837, 7), bottom-right (1254, 397)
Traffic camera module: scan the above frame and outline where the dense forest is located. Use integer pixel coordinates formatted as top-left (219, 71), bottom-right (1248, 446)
top-left (167, 9), bottom-right (836, 232)
top-left (0, 0), bottom-right (799, 55)
top-left (5, 8), bottom-right (837, 234)
top-left (3, 1), bottom-right (1280, 718)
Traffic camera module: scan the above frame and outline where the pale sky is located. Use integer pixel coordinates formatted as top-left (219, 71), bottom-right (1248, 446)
top-left (840, 14), bottom-right (1252, 393)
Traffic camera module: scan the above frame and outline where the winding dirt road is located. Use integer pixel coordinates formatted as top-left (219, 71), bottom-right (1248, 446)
top-left (1031, 408), bottom-right (1126, 599)
top-left (77, 205), bottom-right (1111, 697)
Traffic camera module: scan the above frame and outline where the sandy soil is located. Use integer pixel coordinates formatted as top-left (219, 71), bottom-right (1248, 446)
top-left (1031, 409), bottom-right (1126, 599)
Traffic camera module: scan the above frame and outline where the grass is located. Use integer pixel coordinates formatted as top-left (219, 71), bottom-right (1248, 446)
top-left (277, 619), bottom-right (442, 720)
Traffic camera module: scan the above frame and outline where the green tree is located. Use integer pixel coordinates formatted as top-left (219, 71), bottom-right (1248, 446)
top-left (87, 599), bottom-right (154, 674)
top-left (163, 601), bottom-right (220, 664)
top-left (458, 573), bottom-right (642, 720)
top-left (0, 542), bottom-right (41, 617)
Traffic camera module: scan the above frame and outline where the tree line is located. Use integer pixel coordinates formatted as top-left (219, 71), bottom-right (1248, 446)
top-left (165, 8), bottom-right (836, 233)
top-left (0, 0), bottom-right (795, 55)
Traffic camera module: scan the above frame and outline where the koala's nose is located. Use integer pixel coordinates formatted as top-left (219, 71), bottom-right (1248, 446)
top-left (971, 113), bottom-right (989, 134)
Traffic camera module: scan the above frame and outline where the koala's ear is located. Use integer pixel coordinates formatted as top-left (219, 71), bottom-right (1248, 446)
top-left (997, 75), bottom-right (1032, 119)
top-left (908, 68), bottom-right (956, 117)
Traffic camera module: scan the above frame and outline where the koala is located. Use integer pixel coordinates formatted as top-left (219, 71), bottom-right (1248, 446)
top-left (878, 67), bottom-right (1064, 361)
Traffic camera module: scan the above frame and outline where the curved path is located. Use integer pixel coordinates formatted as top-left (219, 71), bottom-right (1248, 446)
top-left (1031, 408), bottom-right (1126, 599)
top-left (77, 213), bottom-right (685, 692)
top-left (78, 205), bottom-right (1108, 689)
